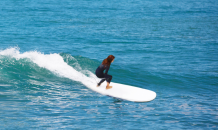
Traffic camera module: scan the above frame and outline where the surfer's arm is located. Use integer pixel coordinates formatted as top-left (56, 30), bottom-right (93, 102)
top-left (104, 65), bottom-right (110, 75)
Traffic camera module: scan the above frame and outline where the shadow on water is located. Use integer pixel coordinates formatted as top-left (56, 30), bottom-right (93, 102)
top-left (113, 98), bottom-right (124, 103)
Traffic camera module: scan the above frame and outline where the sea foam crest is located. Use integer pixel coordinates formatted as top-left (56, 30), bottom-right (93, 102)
top-left (0, 47), bottom-right (97, 87)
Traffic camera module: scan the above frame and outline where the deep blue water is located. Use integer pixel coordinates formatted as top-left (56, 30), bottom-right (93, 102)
top-left (0, 0), bottom-right (218, 129)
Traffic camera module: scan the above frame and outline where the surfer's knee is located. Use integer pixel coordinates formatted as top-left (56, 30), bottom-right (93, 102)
top-left (107, 75), bottom-right (112, 79)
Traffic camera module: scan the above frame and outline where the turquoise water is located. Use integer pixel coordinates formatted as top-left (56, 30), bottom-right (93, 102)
top-left (0, 0), bottom-right (218, 129)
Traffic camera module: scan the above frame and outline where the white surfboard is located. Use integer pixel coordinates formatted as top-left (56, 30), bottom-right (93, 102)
top-left (86, 81), bottom-right (156, 102)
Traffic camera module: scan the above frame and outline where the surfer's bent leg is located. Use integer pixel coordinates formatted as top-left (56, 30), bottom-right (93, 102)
top-left (96, 70), bottom-right (105, 86)
top-left (98, 79), bottom-right (106, 86)
top-left (105, 74), bottom-right (112, 83)
top-left (97, 74), bottom-right (112, 86)
top-left (105, 74), bottom-right (112, 89)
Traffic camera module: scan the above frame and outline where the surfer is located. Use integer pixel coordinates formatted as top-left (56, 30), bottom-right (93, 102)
top-left (95, 55), bottom-right (115, 89)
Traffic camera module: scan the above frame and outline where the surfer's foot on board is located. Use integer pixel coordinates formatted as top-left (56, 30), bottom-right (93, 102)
top-left (96, 83), bottom-right (101, 87)
top-left (106, 86), bottom-right (112, 89)
top-left (106, 82), bottom-right (112, 89)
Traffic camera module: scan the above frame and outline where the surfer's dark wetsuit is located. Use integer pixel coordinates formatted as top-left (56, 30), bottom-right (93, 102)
top-left (95, 64), bottom-right (112, 86)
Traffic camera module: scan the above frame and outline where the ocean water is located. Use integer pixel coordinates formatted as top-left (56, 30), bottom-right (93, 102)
top-left (0, 0), bottom-right (218, 129)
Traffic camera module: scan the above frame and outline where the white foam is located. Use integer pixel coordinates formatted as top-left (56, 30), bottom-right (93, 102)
top-left (0, 47), bottom-right (97, 86)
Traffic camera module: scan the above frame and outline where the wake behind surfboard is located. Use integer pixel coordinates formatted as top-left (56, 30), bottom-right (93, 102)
top-left (86, 81), bottom-right (156, 102)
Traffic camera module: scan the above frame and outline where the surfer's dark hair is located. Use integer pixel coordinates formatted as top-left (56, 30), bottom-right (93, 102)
top-left (102, 55), bottom-right (115, 66)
